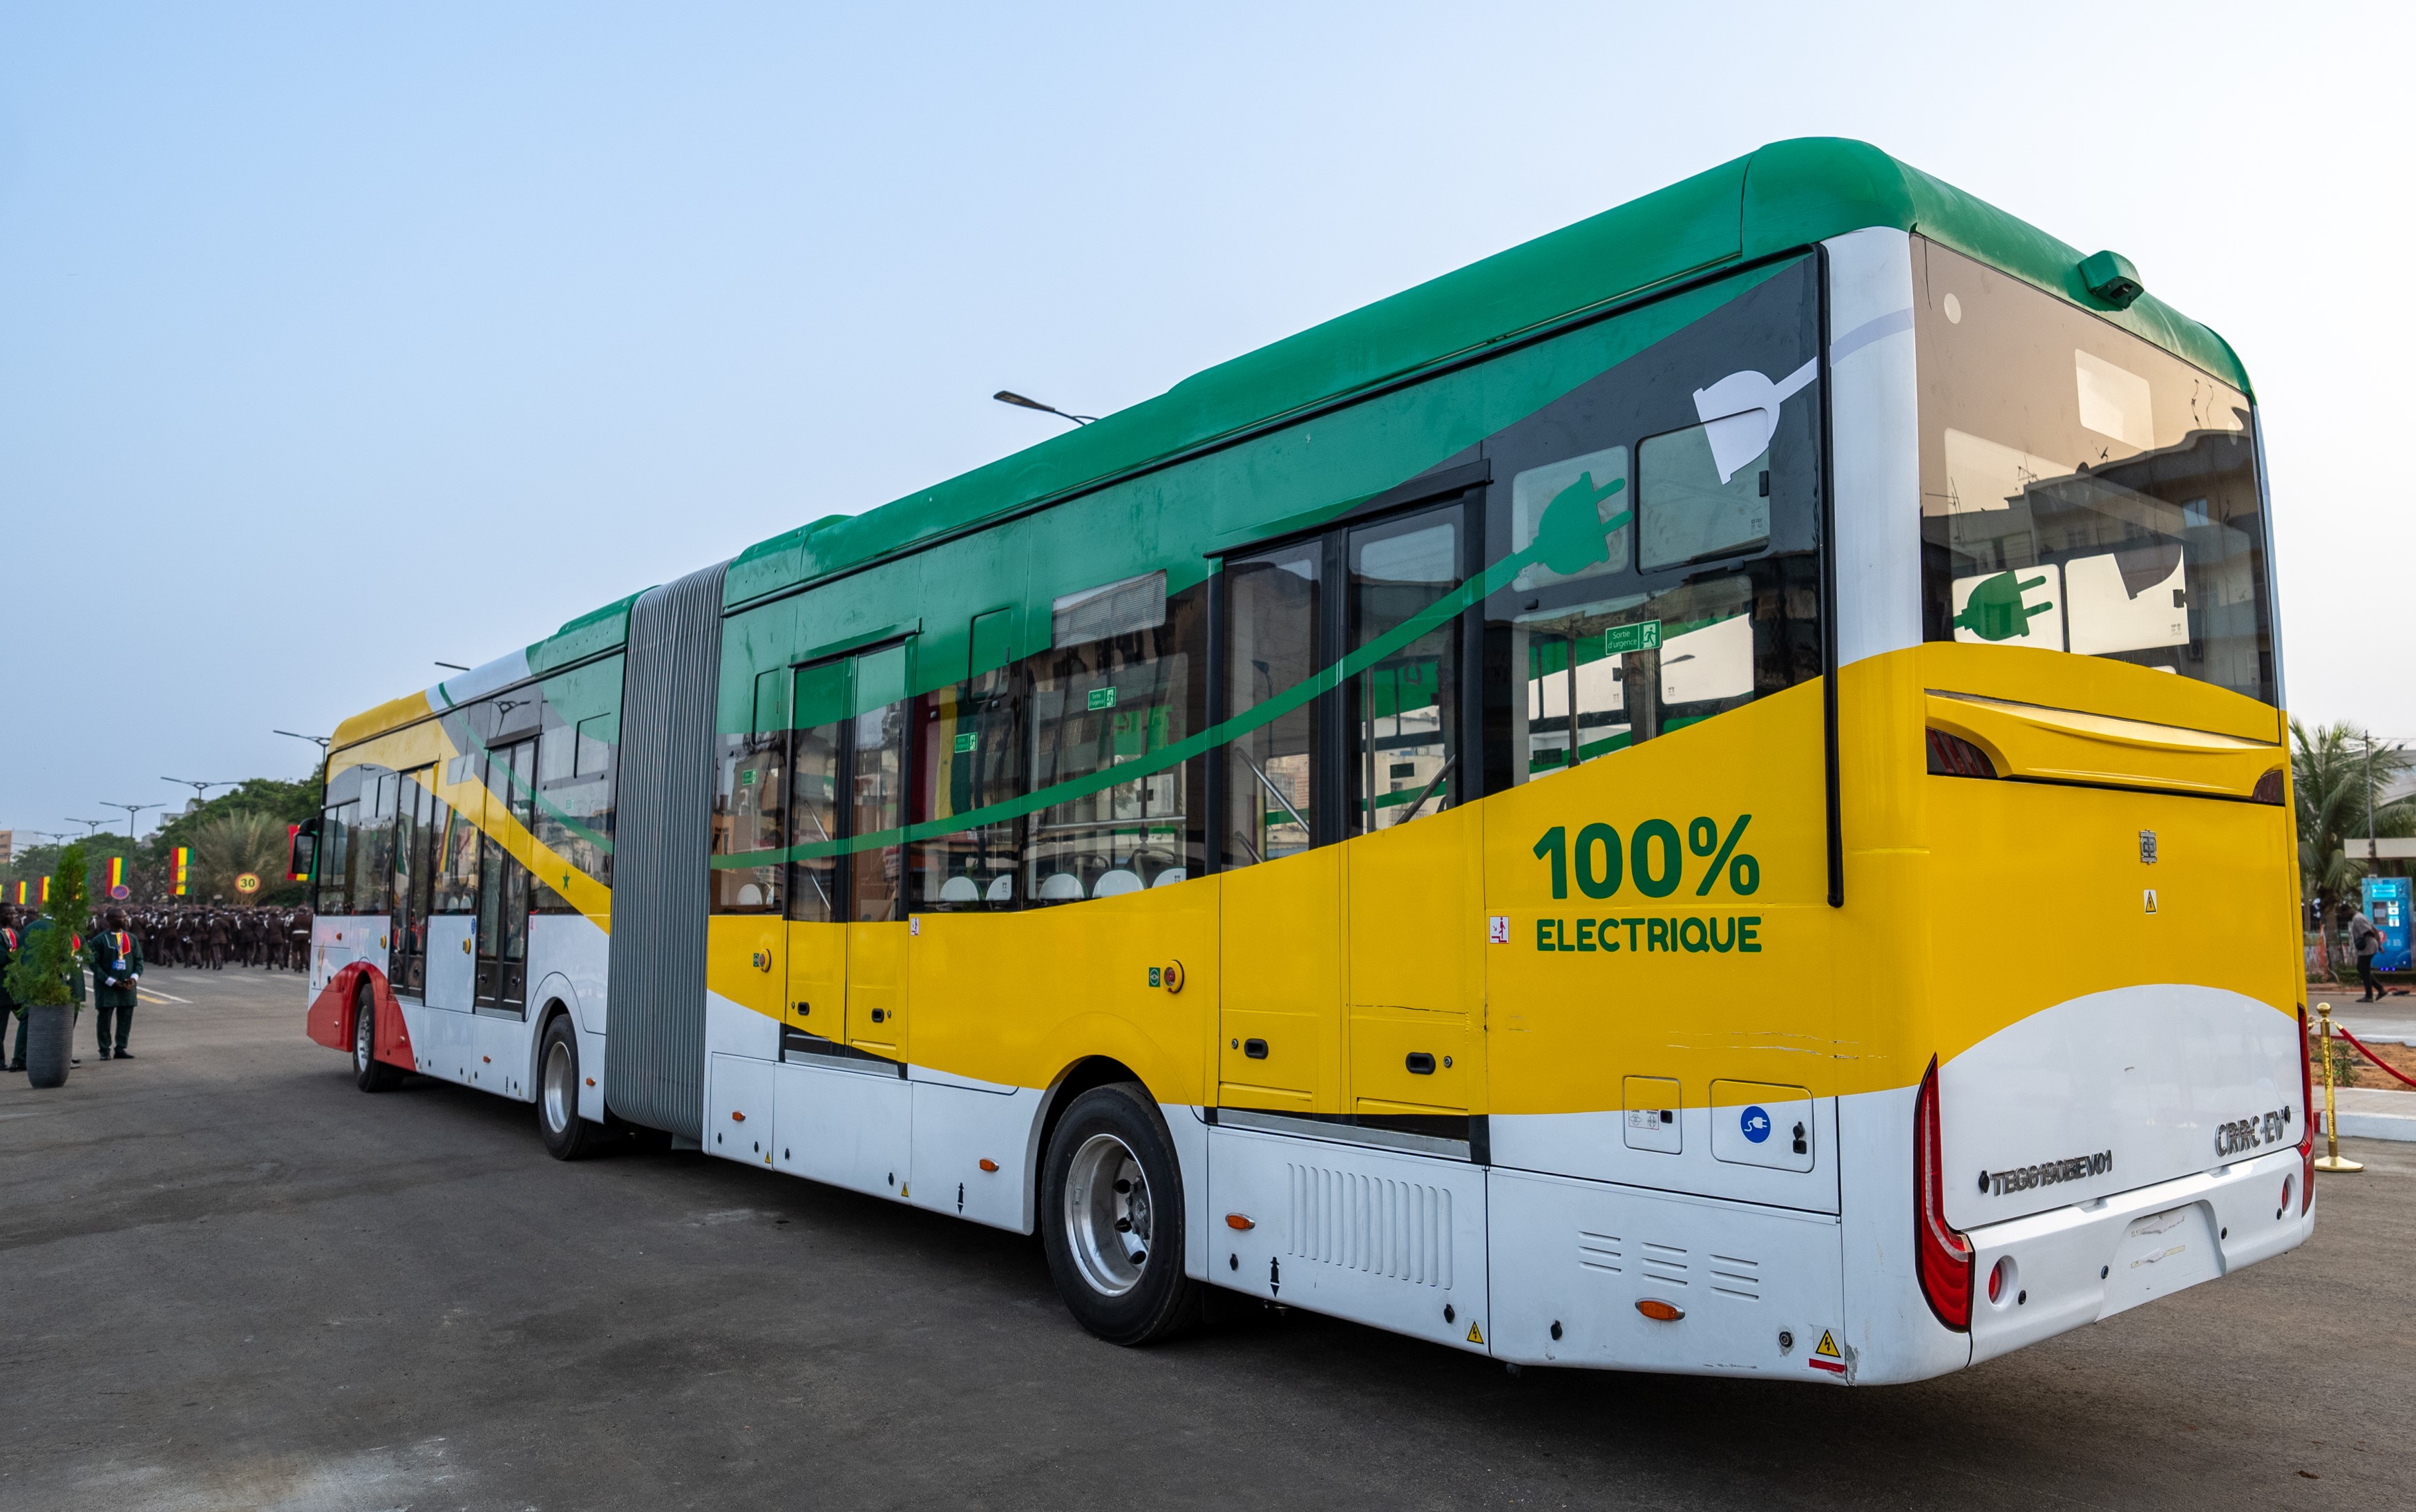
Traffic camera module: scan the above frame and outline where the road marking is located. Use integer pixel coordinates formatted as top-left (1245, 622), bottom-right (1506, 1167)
top-left (139, 990), bottom-right (193, 1004)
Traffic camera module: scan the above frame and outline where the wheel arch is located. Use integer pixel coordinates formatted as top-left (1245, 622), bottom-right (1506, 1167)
top-left (1029, 1055), bottom-right (1153, 1221)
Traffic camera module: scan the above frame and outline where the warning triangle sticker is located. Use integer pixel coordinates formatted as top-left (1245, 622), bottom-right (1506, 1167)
top-left (1466, 1321), bottom-right (1485, 1345)
top-left (1814, 1329), bottom-right (1841, 1359)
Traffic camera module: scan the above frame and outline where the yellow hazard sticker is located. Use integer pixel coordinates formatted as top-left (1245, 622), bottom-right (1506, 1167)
top-left (1815, 1329), bottom-right (1841, 1359)
top-left (1466, 1321), bottom-right (1485, 1345)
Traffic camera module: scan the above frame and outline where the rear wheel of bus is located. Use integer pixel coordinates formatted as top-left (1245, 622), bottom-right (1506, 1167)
top-left (1040, 1084), bottom-right (1197, 1345)
top-left (538, 1013), bottom-right (604, 1161)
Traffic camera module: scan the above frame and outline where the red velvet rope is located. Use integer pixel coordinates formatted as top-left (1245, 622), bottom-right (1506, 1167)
top-left (2333, 1023), bottom-right (2416, 1091)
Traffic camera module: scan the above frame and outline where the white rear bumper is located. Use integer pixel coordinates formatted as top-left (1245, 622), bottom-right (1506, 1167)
top-left (1965, 1145), bottom-right (2310, 1364)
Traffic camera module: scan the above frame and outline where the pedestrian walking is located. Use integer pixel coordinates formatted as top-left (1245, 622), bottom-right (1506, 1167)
top-left (89, 908), bottom-right (144, 1060)
top-left (2346, 903), bottom-right (2386, 1002)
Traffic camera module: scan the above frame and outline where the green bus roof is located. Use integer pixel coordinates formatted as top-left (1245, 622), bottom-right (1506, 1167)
top-left (528, 135), bottom-right (2252, 664)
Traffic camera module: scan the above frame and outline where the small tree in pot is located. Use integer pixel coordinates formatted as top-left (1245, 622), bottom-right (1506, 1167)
top-left (7, 842), bottom-right (88, 1088)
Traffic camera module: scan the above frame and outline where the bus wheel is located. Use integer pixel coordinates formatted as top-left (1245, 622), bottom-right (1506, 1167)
top-left (538, 1015), bottom-right (602, 1161)
top-left (352, 984), bottom-right (403, 1092)
top-left (1040, 1084), bottom-right (1197, 1345)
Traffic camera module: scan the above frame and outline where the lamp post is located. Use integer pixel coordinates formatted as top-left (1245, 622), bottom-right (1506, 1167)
top-left (993, 390), bottom-right (1097, 425)
top-left (162, 777), bottom-right (236, 807)
top-left (68, 817), bottom-right (109, 838)
top-left (103, 802), bottom-right (162, 842)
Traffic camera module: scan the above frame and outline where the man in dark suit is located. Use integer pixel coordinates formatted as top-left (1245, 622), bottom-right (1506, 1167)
top-left (88, 908), bottom-right (144, 1060)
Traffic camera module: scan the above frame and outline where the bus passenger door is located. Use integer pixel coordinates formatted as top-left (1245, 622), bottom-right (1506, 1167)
top-left (842, 644), bottom-right (911, 1060)
top-left (784, 660), bottom-right (848, 1046)
top-left (1217, 539), bottom-right (1338, 1113)
top-left (1340, 501), bottom-right (1481, 1120)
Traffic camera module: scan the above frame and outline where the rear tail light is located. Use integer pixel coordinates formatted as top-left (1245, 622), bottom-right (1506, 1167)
top-left (2296, 1005), bottom-right (2316, 1216)
top-left (1914, 1055), bottom-right (1974, 1330)
top-left (1925, 729), bottom-right (1997, 779)
top-left (2252, 769), bottom-right (2286, 805)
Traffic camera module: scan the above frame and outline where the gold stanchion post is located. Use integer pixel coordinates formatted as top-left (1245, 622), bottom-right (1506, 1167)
top-left (2315, 1002), bottom-right (2365, 1174)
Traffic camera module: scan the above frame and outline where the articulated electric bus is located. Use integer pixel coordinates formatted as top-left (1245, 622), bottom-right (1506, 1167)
top-left (301, 138), bottom-right (2310, 1383)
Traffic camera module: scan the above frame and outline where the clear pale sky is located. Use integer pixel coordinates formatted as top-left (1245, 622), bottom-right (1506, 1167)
top-left (3, 3), bottom-right (2407, 838)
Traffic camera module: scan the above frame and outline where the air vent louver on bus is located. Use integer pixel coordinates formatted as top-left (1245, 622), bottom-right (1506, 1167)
top-left (1925, 729), bottom-right (1998, 781)
top-left (2252, 769), bottom-right (2285, 805)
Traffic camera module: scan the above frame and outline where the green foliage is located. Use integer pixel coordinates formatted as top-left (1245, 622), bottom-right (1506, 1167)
top-left (189, 812), bottom-right (294, 903)
top-left (149, 776), bottom-right (320, 863)
top-left (5, 842), bottom-right (88, 1007)
top-left (2292, 720), bottom-right (2416, 919)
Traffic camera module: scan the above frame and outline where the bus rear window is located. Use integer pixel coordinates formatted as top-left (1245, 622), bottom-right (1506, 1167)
top-left (1912, 238), bottom-right (2275, 705)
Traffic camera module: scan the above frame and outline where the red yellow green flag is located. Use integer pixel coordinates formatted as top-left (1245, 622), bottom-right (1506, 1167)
top-left (173, 846), bottom-right (191, 897)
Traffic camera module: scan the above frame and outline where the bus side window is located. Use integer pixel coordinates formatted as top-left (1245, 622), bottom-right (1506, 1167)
top-left (911, 609), bottom-right (1025, 910)
top-left (1222, 546), bottom-right (1320, 867)
top-left (710, 669), bottom-right (789, 913)
top-left (848, 643), bottom-right (910, 923)
top-left (1347, 506), bottom-right (1463, 835)
top-left (1025, 571), bottom-right (1202, 903)
top-left (786, 656), bottom-right (845, 924)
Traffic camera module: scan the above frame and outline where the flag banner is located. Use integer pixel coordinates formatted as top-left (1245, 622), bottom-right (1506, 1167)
top-left (39, 876), bottom-right (51, 903)
top-left (107, 856), bottom-right (125, 891)
top-left (172, 846), bottom-right (191, 897)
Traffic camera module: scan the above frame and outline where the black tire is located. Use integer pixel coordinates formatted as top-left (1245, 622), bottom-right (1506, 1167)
top-left (1038, 1083), bottom-right (1198, 1346)
top-left (537, 1013), bottom-right (605, 1160)
top-left (352, 984), bottom-right (404, 1092)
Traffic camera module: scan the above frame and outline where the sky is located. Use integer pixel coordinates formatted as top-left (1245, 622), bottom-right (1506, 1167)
top-left (3, 1), bottom-right (2410, 840)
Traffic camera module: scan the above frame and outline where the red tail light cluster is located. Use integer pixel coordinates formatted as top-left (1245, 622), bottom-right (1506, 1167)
top-left (1925, 729), bottom-right (1997, 780)
top-left (1914, 1055), bottom-right (1974, 1330)
top-left (2252, 769), bottom-right (2286, 805)
top-left (2296, 1006), bottom-right (2316, 1216)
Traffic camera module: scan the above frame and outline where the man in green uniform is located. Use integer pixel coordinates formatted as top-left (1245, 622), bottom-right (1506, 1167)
top-left (89, 908), bottom-right (144, 1060)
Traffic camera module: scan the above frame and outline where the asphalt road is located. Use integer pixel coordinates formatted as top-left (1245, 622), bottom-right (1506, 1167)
top-left (3, 970), bottom-right (2408, 1511)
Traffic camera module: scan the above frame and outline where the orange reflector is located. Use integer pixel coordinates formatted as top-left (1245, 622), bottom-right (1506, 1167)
top-left (586, 1078), bottom-right (596, 1087)
top-left (482, 1055), bottom-right (491, 1063)
top-left (978, 1158), bottom-right (999, 1173)
top-left (1636, 1299), bottom-right (1684, 1322)
top-left (732, 1111), bottom-right (746, 1122)
top-left (1226, 1213), bottom-right (1255, 1230)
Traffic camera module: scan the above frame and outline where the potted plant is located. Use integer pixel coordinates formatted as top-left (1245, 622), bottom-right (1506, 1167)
top-left (7, 842), bottom-right (88, 1088)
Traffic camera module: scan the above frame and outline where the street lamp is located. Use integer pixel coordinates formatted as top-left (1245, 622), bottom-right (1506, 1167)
top-left (273, 729), bottom-right (330, 752)
top-left (68, 817), bottom-right (108, 837)
top-left (162, 777), bottom-right (236, 805)
top-left (993, 390), bottom-right (1096, 425)
top-left (104, 802), bottom-right (163, 841)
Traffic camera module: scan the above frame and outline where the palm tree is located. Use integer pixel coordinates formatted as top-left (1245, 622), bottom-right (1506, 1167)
top-left (2292, 720), bottom-right (2415, 936)
top-left (189, 812), bottom-right (292, 903)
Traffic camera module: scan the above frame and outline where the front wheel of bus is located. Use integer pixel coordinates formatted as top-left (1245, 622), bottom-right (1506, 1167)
top-left (352, 983), bottom-right (402, 1093)
top-left (538, 1014), bottom-right (602, 1161)
top-left (1040, 1083), bottom-right (1197, 1346)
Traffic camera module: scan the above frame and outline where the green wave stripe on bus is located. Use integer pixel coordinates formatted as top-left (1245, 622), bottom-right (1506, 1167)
top-left (710, 517), bottom-right (1622, 870)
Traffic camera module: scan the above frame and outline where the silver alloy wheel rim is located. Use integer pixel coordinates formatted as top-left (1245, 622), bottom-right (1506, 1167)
top-left (354, 1002), bottom-right (372, 1072)
top-left (1063, 1132), bottom-right (1152, 1298)
top-left (542, 1038), bottom-right (573, 1135)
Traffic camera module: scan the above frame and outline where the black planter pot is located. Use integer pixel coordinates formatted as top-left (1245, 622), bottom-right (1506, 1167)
top-left (23, 1002), bottom-right (73, 1089)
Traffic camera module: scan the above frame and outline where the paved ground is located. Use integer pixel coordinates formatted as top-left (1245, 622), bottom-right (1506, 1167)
top-left (3, 970), bottom-right (2410, 1511)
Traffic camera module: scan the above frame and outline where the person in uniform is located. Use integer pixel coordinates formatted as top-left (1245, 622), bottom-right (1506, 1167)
top-left (89, 908), bottom-right (144, 1060)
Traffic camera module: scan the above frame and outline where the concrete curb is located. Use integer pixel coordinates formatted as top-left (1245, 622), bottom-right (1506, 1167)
top-left (2315, 1088), bottom-right (2416, 1143)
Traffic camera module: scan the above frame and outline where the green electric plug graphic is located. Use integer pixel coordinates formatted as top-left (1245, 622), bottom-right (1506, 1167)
top-left (1534, 472), bottom-right (1631, 577)
top-left (1952, 570), bottom-right (2053, 642)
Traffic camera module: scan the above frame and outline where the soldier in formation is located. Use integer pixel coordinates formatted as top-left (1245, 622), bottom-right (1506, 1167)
top-left (121, 905), bottom-right (315, 972)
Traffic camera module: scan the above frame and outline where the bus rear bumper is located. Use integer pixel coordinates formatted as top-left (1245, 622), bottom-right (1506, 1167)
top-left (1964, 1146), bottom-right (2310, 1365)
